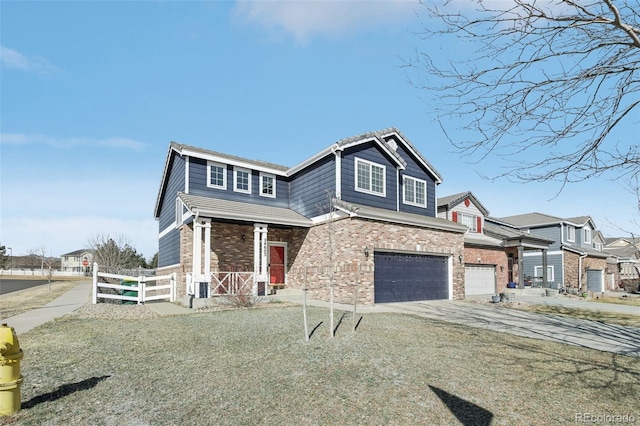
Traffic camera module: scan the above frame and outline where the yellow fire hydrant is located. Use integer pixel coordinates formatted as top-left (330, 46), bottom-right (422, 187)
top-left (0, 323), bottom-right (23, 416)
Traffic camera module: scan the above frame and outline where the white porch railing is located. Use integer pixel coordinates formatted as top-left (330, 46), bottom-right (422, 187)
top-left (187, 272), bottom-right (257, 298)
top-left (92, 263), bottom-right (176, 304)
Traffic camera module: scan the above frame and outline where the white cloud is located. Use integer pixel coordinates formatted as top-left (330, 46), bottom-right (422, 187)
top-left (0, 45), bottom-right (56, 74)
top-left (0, 133), bottom-right (148, 151)
top-left (233, 0), bottom-right (418, 44)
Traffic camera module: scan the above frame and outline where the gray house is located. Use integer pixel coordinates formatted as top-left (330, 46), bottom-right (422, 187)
top-left (154, 128), bottom-right (467, 305)
top-left (496, 213), bottom-right (610, 293)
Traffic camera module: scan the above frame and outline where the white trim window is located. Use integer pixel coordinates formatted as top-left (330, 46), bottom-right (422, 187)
top-left (207, 161), bottom-right (226, 189)
top-left (584, 227), bottom-right (592, 244)
top-left (234, 167), bottom-right (251, 194)
top-left (459, 213), bottom-right (477, 232)
top-left (260, 173), bottom-right (276, 198)
top-left (534, 265), bottom-right (554, 281)
top-left (355, 158), bottom-right (385, 196)
top-left (403, 176), bottom-right (427, 208)
top-left (566, 225), bottom-right (575, 242)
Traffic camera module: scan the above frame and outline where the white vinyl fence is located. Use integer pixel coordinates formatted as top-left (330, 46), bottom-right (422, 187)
top-left (92, 262), bottom-right (176, 304)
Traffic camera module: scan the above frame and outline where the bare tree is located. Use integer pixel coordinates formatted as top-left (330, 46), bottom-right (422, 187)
top-left (87, 233), bottom-right (147, 273)
top-left (409, 0), bottom-right (639, 185)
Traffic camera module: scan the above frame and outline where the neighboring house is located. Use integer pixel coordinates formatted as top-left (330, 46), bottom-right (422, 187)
top-left (604, 237), bottom-right (640, 290)
top-left (154, 128), bottom-right (467, 305)
top-left (438, 192), bottom-right (508, 296)
top-left (61, 250), bottom-right (93, 273)
top-left (496, 213), bottom-right (610, 293)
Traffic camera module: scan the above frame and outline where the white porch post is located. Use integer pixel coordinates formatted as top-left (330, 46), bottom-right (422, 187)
top-left (203, 219), bottom-right (212, 276)
top-left (193, 219), bottom-right (202, 277)
top-left (192, 217), bottom-right (212, 298)
top-left (253, 224), bottom-right (268, 296)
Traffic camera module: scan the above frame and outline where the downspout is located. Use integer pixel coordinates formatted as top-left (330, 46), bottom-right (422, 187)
top-left (396, 168), bottom-right (400, 211)
top-left (331, 145), bottom-right (341, 199)
top-left (578, 252), bottom-right (588, 291)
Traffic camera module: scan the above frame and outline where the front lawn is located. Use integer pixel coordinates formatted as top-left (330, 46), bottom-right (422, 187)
top-left (2, 305), bottom-right (638, 425)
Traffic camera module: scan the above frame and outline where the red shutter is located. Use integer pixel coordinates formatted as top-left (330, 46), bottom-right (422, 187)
top-left (477, 216), bottom-right (482, 233)
top-left (452, 211), bottom-right (458, 223)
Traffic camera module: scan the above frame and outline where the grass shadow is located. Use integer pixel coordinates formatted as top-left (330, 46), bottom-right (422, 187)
top-left (308, 321), bottom-right (323, 340)
top-left (354, 315), bottom-right (363, 331)
top-left (429, 385), bottom-right (493, 426)
top-left (22, 375), bottom-right (111, 409)
top-left (333, 312), bottom-right (346, 336)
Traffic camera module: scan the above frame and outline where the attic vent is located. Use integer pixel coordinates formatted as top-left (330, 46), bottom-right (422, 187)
top-left (387, 140), bottom-right (398, 151)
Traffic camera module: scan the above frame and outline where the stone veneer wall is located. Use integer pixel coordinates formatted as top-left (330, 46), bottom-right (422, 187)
top-left (287, 216), bottom-right (465, 305)
top-left (463, 246), bottom-right (509, 294)
top-left (563, 250), bottom-right (607, 291)
top-left (170, 217), bottom-right (464, 305)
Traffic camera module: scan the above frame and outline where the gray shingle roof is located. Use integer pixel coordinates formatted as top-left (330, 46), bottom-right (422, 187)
top-left (498, 212), bottom-right (564, 227)
top-left (178, 193), bottom-right (312, 227)
top-left (437, 191), bottom-right (490, 216)
top-left (333, 199), bottom-right (466, 233)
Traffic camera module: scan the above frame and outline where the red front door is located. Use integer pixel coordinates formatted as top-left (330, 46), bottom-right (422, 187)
top-left (269, 245), bottom-right (285, 285)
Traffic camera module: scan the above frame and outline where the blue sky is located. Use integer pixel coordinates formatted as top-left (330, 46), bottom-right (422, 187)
top-left (1, 1), bottom-right (639, 260)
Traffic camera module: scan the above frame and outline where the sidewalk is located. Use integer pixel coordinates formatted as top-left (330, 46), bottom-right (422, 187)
top-left (2, 280), bottom-right (93, 335)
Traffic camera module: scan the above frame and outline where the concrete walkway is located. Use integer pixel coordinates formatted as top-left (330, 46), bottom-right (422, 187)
top-left (2, 280), bottom-right (93, 335)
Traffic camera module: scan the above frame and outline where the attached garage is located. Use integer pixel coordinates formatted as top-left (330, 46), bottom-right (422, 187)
top-left (374, 252), bottom-right (449, 303)
top-left (586, 269), bottom-right (604, 293)
top-left (464, 265), bottom-right (496, 296)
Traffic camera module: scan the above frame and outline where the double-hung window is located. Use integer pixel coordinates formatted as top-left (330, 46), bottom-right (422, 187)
top-left (403, 176), bottom-right (426, 207)
top-left (534, 266), bottom-right (554, 282)
top-left (459, 213), bottom-right (477, 232)
top-left (566, 225), bottom-right (575, 242)
top-left (207, 161), bottom-right (226, 189)
top-left (260, 173), bottom-right (275, 198)
top-left (584, 227), bottom-right (592, 244)
top-left (355, 158), bottom-right (385, 196)
top-left (234, 167), bottom-right (251, 194)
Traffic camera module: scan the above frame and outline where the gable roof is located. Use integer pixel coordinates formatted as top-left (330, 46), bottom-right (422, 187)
top-left (287, 127), bottom-right (443, 183)
top-left (437, 191), bottom-right (490, 216)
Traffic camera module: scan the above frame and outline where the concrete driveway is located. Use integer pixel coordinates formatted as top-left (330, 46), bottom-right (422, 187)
top-left (379, 299), bottom-right (640, 358)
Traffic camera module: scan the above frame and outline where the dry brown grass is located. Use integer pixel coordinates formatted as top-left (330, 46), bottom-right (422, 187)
top-left (590, 294), bottom-right (640, 307)
top-left (0, 281), bottom-right (79, 319)
top-left (1, 305), bottom-right (638, 425)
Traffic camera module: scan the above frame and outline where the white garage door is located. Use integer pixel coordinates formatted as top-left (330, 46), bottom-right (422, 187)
top-left (465, 265), bottom-right (496, 296)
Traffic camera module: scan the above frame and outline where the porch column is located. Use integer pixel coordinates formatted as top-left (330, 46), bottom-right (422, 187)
top-left (253, 224), bottom-right (268, 295)
top-left (517, 245), bottom-right (524, 289)
top-left (192, 218), bottom-right (212, 278)
top-left (192, 219), bottom-right (203, 276)
top-left (542, 248), bottom-right (548, 288)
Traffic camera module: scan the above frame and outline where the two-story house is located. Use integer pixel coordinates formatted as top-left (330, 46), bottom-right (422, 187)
top-left (497, 213), bottom-right (610, 293)
top-left (604, 237), bottom-right (640, 291)
top-left (438, 192), bottom-right (506, 296)
top-left (154, 128), bottom-right (467, 305)
top-left (438, 192), bottom-right (554, 295)
top-left (61, 249), bottom-right (93, 274)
